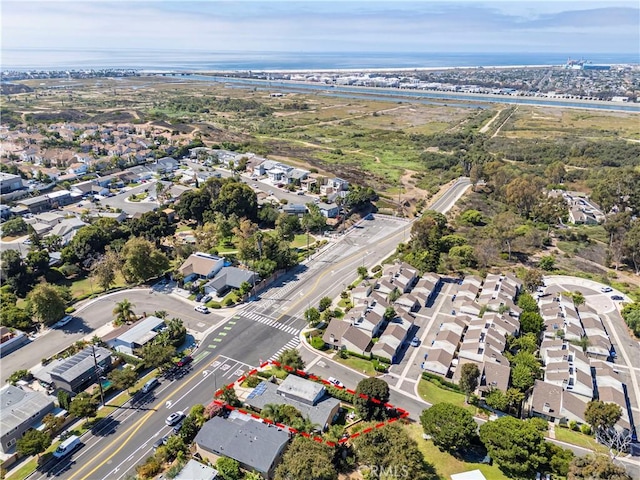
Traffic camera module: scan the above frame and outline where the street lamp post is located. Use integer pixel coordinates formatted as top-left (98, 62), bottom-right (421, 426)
top-left (91, 345), bottom-right (105, 406)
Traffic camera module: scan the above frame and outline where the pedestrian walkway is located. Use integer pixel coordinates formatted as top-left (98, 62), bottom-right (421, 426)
top-left (267, 337), bottom-right (301, 362)
top-left (235, 311), bottom-right (301, 336)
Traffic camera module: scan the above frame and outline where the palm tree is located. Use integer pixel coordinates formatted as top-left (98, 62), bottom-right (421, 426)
top-left (113, 299), bottom-right (136, 326)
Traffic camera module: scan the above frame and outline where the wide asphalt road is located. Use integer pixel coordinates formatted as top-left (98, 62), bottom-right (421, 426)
top-left (24, 178), bottom-right (472, 479)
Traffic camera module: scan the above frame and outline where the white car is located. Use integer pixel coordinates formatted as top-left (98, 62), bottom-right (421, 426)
top-left (600, 286), bottom-right (613, 293)
top-left (327, 377), bottom-right (344, 388)
top-left (194, 305), bottom-right (210, 314)
top-left (55, 315), bottom-right (74, 328)
top-left (165, 411), bottom-right (185, 426)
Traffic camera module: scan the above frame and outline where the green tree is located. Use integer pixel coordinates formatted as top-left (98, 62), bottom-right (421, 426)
top-left (27, 282), bottom-right (68, 326)
top-left (216, 457), bottom-right (241, 480)
top-left (479, 416), bottom-right (550, 478)
top-left (275, 436), bottom-right (337, 480)
top-left (305, 307), bottom-right (321, 326)
top-left (318, 296), bottom-right (332, 312)
top-left (539, 255), bottom-right (556, 271)
top-left (275, 213), bottom-right (300, 242)
top-left (520, 311), bottom-right (544, 335)
top-left (568, 454), bottom-right (631, 480)
top-left (26, 249), bottom-right (49, 276)
top-left (352, 423), bottom-right (434, 480)
top-left (505, 175), bottom-right (543, 218)
top-left (517, 292), bottom-right (539, 313)
top-left (178, 414), bottom-right (199, 443)
top-left (459, 363), bottom-right (480, 402)
top-left (301, 203), bottom-right (327, 235)
top-left (220, 386), bottom-right (241, 407)
top-left (484, 388), bottom-right (509, 412)
top-left (511, 363), bottom-right (537, 392)
top-left (91, 250), bottom-right (120, 291)
top-left (113, 298), bottom-right (136, 325)
top-left (277, 348), bottom-right (305, 370)
top-left (449, 245), bottom-right (477, 268)
top-left (137, 343), bottom-right (175, 371)
top-left (2, 217), bottom-right (28, 236)
top-left (69, 392), bottom-right (98, 420)
top-left (584, 401), bottom-right (622, 432)
top-left (491, 211), bottom-right (521, 261)
top-left (57, 390), bottom-right (71, 410)
top-left (354, 377), bottom-right (390, 421)
top-left (623, 222), bottom-right (640, 275)
top-left (121, 237), bottom-right (169, 283)
top-left (357, 265), bottom-right (368, 278)
top-left (16, 429), bottom-right (51, 458)
top-left (108, 367), bottom-right (138, 394)
top-left (523, 268), bottom-right (544, 292)
top-left (459, 209), bottom-right (485, 226)
top-left (571, 291), bottom-right (586, 309)
top-left (420, 403), bottom-right (477, 454)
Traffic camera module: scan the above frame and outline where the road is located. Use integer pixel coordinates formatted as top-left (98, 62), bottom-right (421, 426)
top-left (21, 179), bottom-right (471, 480)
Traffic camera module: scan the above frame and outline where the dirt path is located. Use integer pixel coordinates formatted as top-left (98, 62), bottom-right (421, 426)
top-left (479, 108), bottom-right (504, 134)
top-left (492, 105), bottom-right (518, 138)
top-left (287, 104), bottom-right (410, 131)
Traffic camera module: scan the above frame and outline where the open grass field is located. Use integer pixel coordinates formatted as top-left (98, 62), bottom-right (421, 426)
top-left (497, 106), bottom-right (640, 140)
top-left (417, 379), bottom-right (477, 414)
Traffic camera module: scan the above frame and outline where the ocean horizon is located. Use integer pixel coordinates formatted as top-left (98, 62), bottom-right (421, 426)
top-left (2, 49), bottom-right (638, 71)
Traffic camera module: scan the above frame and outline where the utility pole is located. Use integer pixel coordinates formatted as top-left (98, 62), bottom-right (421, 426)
top-left (91, 345), bottom-right (105, 406)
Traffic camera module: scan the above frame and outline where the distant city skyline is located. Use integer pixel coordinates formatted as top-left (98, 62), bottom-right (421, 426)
top-left (2, 1), bottom-right (638, 68)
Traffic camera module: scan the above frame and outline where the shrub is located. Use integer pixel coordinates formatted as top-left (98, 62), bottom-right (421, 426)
top-left (326, 384), bottom-right (355, 403)
top-left (580, 424), bottom-right (592, 436)
top-left (209, 301), bottom-right (222, 309)
top-left (65, 307), bottom-right (76, 314)
top-left (310, 336), bottom-right (326, 350)
top-left (371, 265), bottom-right (382, 273)
top-left (243, 375), bottom-right (262, 388)
top-left (223, 297), bottom-right (235, 307)
top-left (421, 371), bottom-right (461, 392)
top-left (569, 420), bottom-right (578, 431)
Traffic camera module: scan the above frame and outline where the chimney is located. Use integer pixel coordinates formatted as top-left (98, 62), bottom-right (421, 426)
top-left (543, 402), bottom-right (551, 413)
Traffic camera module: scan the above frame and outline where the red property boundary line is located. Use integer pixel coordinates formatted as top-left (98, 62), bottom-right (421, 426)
top-left (211, 360), bottom-right (409, 447)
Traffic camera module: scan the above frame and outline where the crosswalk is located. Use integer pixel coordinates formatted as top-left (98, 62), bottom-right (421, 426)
top-left (268, 336), bottom-right (301, 362)
top-left (236, 311), bottom-right (302, 336)
top-left (257, 280), bottom-right (301, 310)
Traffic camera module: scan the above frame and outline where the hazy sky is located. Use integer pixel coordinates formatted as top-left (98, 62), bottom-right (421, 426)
top-left (2, 1), bottom-right (639, 58)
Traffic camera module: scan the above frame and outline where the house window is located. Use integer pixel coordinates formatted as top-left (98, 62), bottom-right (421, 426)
top-left (7, 438), bottom-right (16, 448)
top-left (32, 411), bottom-right (40, 418)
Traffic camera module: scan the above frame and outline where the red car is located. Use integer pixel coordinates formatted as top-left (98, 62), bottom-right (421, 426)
top-left (177, 356), bottom-right (193, 367)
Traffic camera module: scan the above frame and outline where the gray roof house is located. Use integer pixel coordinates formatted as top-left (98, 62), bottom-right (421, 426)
top-left (174, 459), bottom-right (218, 480)
top-left (104, 315), bottom-right (166, 355)
top-left (246, 376), bottom-right (341, 431)
top-left (0, 385), bottom-right (55, 453)
top-left (195, 412), bottom-right (290, 480)
top-left (49, 346), bottom-right (112, 394)
top-left (204, 267), bottom-right (259, 297)
top-left (178, 252), bottom-right (225, 283)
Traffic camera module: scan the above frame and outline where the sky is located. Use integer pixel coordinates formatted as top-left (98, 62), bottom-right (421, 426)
top-left (1, 1), bottom-right (639, 66)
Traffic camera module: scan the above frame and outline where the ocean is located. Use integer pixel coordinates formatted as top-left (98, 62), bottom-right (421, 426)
top-left (2, 49), bottom-right (638, 71)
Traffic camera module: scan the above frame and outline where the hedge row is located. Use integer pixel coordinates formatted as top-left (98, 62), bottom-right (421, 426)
top-left (421, 371), bottom-right (461, 392)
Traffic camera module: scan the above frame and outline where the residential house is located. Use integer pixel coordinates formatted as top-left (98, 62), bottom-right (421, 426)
top-left (528, 380), bottom-right (589, 427)
top-left (341, 325), bottom-right (372, 356)
top-left (281, 204), bottom-right (308, 217)
top-left (0, 385), bottom-right (55, 453)
top-left (48, 346), bottom-right (112, 394)
top-left (149, 157), bottom-right (180, 174)
top-left (204, 267), bottom-right (259, 297)
top-left (71, 181), bottom-right (109, 197)
top-left (317, 202), bottom-right (339, 219)
top-left (246, 375), bottom-right (341, 431)
top-left (286, 168), bottom-right (309, 184)
top-left (422, 348), bottom-right (454, 376)
top-left (371, 317), bottom-right (412, 363)
top-left (103, 316), bottom-right (166, 355)
top-left (194, 412), bottom-right (290, 480)
top-left (48, 218), bottom-right (88, 246)
top-left (178, 252), bottom-right (225, 283)
top-left (174, 460), bottom-right (218, 480)
top-left (300, 177), bottom-right (317, 192)
top-left (0, 173), bottom-right (24, 194)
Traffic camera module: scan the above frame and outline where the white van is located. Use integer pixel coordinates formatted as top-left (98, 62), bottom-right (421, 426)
top-left (53, 435), bottom-right (81, 459)
top-left (141, 378), bottom-right (159, 394)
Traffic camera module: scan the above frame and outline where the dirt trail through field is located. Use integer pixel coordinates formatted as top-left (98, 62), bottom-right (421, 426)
top-left (492, 106), bottom-right (518, 138)
top-left (287, 104), bottom-right (410, 130)
top-left (479, 108), bottom-right (504, 134)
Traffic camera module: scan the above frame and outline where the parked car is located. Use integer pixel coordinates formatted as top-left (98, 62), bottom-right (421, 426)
top-left (55, 315), bottom-right (74, 328)
top-left (611, 295), bottom-right (624, 301)
top-left (601, 286), bottom-right (613, 293)
top-left (201, 295), bottom-right (212, 304)
top-left (327, 377), bottom-right (344, 388)
top-left (141, 377), bottom-right (160, 394)
top-left (165, 411), bottom-right (185, 426)
top-left (177, 355), bottom-right (193, 367)
top-left (410, 337), bottom-right (420, 347)
top-left (173, 422), bottom-right (184, 434)
top-left (195, 293), bottom-right (204, 302)
top-left (53, 435), bottom-right (81, 459)
top-left (194, 305), bottom-right (210, 314)
top-left (297, 190), bottom-right (305, 195)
